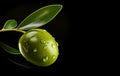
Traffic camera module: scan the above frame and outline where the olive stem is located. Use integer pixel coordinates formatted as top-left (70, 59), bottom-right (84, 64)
top-left (0, 29), bottom-right (26, 33)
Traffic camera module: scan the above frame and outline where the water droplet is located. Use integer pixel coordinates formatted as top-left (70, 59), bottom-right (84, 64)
top-left (40, 40), bottom-right (46, 44)
top-left (51, 44), bottom-right (55, 48)
top-left (33, 48), bottom-right (37, 52)
top-left (52, 55), bottom-right (56, 59)
top-left (56, 42), bottom-right (59, 46)
top-left (42, 56), bottom-right (48, 62)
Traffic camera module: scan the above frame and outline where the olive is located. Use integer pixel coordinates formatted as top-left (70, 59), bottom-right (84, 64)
top-left (18, 29), bottom-right (59, 67)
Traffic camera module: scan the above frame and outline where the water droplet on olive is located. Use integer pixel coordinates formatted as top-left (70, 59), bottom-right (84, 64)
top-left (33, 48), bottom-right (37, 52)
top-left (42, 56), bottom-right (48, 62)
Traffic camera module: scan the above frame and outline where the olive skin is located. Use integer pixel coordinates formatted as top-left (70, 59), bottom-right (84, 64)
top-left (18, 29), bottom-right (59, 67)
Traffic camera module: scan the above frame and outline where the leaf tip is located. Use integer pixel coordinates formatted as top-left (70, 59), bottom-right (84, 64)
top-left (55, 4), bottom-right (63, 8)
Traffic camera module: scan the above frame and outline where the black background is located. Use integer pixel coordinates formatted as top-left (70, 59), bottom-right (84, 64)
top-left (0, 0), bottom-right (113, 75)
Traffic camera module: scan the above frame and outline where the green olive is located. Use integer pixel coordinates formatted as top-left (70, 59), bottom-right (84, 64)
top-left (18, 29), bottom-right (59, 67)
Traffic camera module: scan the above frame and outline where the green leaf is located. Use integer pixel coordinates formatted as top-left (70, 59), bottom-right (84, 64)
top-left (17, 4), bottom-right (63, 30)
top-left (8, 58), bottom-right (36, 69)
top-left (2, 19), bottom-right (17, 29)
top-left (0, 41), bottom-right (21, 55)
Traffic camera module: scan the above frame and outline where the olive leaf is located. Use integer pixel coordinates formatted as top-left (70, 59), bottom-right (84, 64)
top-left (17, 4), bottom-right (63, 30)
top-left (8, 58), bottom-right (36, 68)
top-left (2, 19), bottom-right (17, 29)
top-left (0, 41), bottom-right (20, 55)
